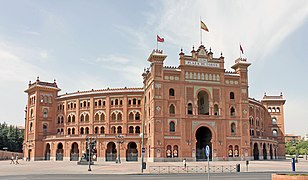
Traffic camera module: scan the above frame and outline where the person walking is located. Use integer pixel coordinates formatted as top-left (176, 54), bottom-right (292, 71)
top-left (15, 154), bottom-right (19, 165)
top-left (183, 158), bottom-right (187, 169)
top-left (10, 154), bottom-right (15, 164)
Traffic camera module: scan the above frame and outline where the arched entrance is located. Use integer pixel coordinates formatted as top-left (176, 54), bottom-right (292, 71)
top-left (270, 144), bottom-right (273, 160)
top-left (126, 142), bottom-right (138, 161)
top-left (70, 142), bottom-right (79, 161)
top-left (56, 143), bottom-right (63, 161)
top-left (263, 144), bottom-right (267, 160)
top-left (196, 126), bottom-right (212, 161)
top-left (253, 143), bottom-right (259, 160)
top-left (106, 142), bottom-right (116, 161)
top-left (45, 143), bottom-right (50, 160)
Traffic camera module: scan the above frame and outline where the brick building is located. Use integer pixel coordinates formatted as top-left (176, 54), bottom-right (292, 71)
top-left (23, 45), bottom-right (286, 161)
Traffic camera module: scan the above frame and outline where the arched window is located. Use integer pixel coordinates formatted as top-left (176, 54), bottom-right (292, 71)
top-left (187, 103), bottom-right (193, 115)
top-left (173, 145), bottom-right (178, 158)
top-left (135, 112), bottom-right (140, 120)
top-left (214, 104), bottom-right (219, 116)
top-left (272, 107), bottom-right (276, 113)
top-left (273, 129), bottom-right (278, 137)
top-left (72, 128), bottom-right (75, 134)
top-left (68, 115), bottom-right (71, 123)
top-left (98, 100), bottom-right (102, 106)
top-left (129, 112), bottom-right (134, 120)
top-left (231, 123), bottom-right (236, 134)
top-left (117, 126), bottom-right (122, 134)
top-left (111, 126), bottom-right (116, 134)
top-left (80, 114), bottom-right (84, 122)
top-left (138, 99), bottom-right (141, 105)
top-left (57, 117), bottom-right (60, 124)
top-left (228, 145), bottom-right (233, 157)
top-left (135, 126), bottom-right (140, 134)
top-left (85, 114), bottom-right (89, 122)
top-left (61, 117), bottom-right (64, 123)
top-left (276, 107), bottom-right (280, 113)
top-left (234, 145), bottom-right (239, 157)
top-left (111, 100), bottom-right (114, 106)
top-left (115, 99), bottom-right (118, 105)
top-left (68, 128), bottom-right (71, 135)
top-left (117, 113), bottom-right (122, 121)
top-left (80, 127), bottom-right (84, 134)
top-left (169, 88), bottom-right (175, 96)
top-left (166, 145), bottom-right (172, 158)
top-left (169, 121), bottom-right (175, 132)
top-left (94, 113), bottom-right (99, 121)
top-left (272, 117), bottom-right (277, 124)
top-left (85, 127), bottom-right (89, 134)
top-left (83, 101), bottom-right (86, 107)
top-left (43, 123), bottom-right (47, 136)
top-left (268, 107), bottom-right (272, 112)
top-left (128, 99), bottom-right (131, 105)
top-left (100, 126), bottom-right (105, 134)
top-left (72, 115), bottom-right (75, 122)
top-left (43, 108), bottom-right (48, 118)
top-left (230, 107), bottom-right (235, 117)
top-left (169, 104), bottom-right (175, 114)
top-left (101, 113), bottom-right (105, 121)
top-left (197, 91), bottom-right (209, 115)
top-left (230, 92), bottom-right (235, 100)
top-left (111, 113), bottom-right (116, 121)
top-left (133, 98), bottom-right (137, 105)
top-left (119, 100), bottom-right (122, 106)
top-left (129, 126), bottom-right (134, 133)
top-left (95, 127), bottom-right (99, 134)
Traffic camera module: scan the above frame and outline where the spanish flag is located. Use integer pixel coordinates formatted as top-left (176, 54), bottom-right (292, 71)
top-left (201, 20), bottom-right (209, 32)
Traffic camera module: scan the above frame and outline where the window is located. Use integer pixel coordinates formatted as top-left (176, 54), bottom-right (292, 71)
top-left (198, 91), bottom-right (209, 115)
top-left (129, 112), bottom-right (134, 120)
top-left (85, 127), bottom-right (89, 134)
top-left (272, 117), bottom-right (277, 125)
top-left (133, 98), bottom-right (137, 105)
top-left (111, 113), bottom-right (116, 121)
top-left (169, 121), bottom-right (175, 132)
top-left (80, 114), bottom-right (84, 122)
top-left (72, 115), bottom-right (75, 122)
top-left (276, 107), bottom-right (280, 113)
top-left (98, 100), bottom-right (101, 106)
top-left (101, 113), bottom-right (105, 121)
top-left (228, 145), bottom-right (233, 157)
top-left (43, 124), bottom-right (47, 136)
top-left (166, 145), bottom-right (172, 158)
top-left (214, 104), bottom-right (219, 116)
top-left (115, 99), bottom-right (118, 105)
top-left (111, 126), bottom-right (116, 134)
top-left (231, 123), bottom-right (236, 134)
top-left (83, 101), bottom-right (86, 107)
top-left (120, 100), bottom-right (123, 106)
top-left (100, 126), bottom-right (105, 134)
top-left (230, 107), bottom-right (235, 117)
top-left (128, 99), bottom-right (131, 105)
top-left (80, 127), bottom-right (84, 134)
top-left (85, 114), bottom-right (89, 122)
top-left (68, 115), bottom-right (71, 123)
top-left (72, 128), bottom-right (75, 134)
top-left (94, 113), bottom-right (99, 121)
top-left (129, 126), bottom-right (134, 133)
top-left (173, 145), bottom-right (178, 158)
top-left (111, 100), bottom-right (114, 106)
top-left (61, 117), bottom-right (64, 123)
top-left (135, 126), bottom-right (140, 134)
top-left (135, 112), bottom-right (140, 120)
top-left (43, 108), bottom-right (48, 118)
top-left (117, 126), bottom-right (122, 134)
top-left (169, 104), bottom-right (175, 114)
top-left (68, 128), bottom-right (71, 135)
top-left (169, 88), bottom-right (175, 96)
top-left (187, 103), bottom-right (193, 115)
top-left (95, 127), bottom-right (99, 134)
top-left (117, 113), bottom-right (122, 121)
top-left (138, 99), bottom-right (141, 105)
top-left (273, 129), bottom-right (278, 137)
top-left (230, 92), bottom-right (235, 100)
top-left (234, 145), bottom-right (239, 157)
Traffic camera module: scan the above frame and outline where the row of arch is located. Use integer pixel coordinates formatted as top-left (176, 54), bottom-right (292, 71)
top-left (253, 142), bottom-right (276, 160)
top-left (268, 107), bottom-right (280, 113)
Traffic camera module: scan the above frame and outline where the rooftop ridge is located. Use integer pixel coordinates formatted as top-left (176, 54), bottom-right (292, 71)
top-left (59, 87), bottom-right (143, 97)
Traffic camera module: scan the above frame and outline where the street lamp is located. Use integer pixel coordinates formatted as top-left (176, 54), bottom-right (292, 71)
top-left (86, 136), bottom-right (96, 171)
top-left (115, 135), bottom-right (124, 163)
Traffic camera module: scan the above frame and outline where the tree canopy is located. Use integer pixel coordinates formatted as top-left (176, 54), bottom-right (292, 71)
top-left (0, 122), bottom-right (24, 152)
top-left (286, 140), bottom-right (308, 155)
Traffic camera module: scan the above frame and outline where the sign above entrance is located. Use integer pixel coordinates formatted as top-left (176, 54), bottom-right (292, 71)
top-left (184, 59), bottom-right (219, 68)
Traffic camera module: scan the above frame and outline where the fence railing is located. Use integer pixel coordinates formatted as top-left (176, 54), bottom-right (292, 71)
top-left (149, 165), bottom-right (237, 174)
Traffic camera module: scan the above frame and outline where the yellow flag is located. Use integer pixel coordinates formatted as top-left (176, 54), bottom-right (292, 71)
top-left (201, 21), bottom-right (209, 32)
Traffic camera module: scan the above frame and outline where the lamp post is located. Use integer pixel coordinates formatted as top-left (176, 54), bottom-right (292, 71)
top-left (115, 135), bottom-right (124, 163)
top-left (86, 136), bottom-right (96, 171)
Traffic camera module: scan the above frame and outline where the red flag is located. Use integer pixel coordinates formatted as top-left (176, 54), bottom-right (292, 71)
top-left (157, 35), bottom-right (164, 43)
top-left (240, 44), bottom-right (244, 54)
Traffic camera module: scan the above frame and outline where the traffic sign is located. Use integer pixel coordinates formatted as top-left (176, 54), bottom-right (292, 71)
top-left (205, 145), bottom-right (210, 157)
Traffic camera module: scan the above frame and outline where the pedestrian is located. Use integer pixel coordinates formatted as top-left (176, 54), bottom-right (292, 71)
top-left (10, 154), bottom-right (15, 164)
top-left (183, 158), bottom-right (186, 169)
top-left (15, 154), bottom-right (19, 165)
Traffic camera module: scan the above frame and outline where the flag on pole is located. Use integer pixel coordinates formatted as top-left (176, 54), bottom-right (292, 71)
top-left (157, 35), bottom-right (164, 43)
top-left (240, 44), bottom-right (244, 54)
top-left (201, 20), bottom-right (209, 32)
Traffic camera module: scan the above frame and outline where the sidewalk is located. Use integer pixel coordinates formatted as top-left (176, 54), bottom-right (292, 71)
top-left (0, 159), bottom-right (307, 176)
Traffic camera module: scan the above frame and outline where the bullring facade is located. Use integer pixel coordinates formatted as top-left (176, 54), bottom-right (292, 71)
top-left (23, 45), bottom-right (286, 162)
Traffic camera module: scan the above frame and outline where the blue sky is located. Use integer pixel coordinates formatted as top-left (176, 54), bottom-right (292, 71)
top-left (0, 0), bottom-right (307, 136)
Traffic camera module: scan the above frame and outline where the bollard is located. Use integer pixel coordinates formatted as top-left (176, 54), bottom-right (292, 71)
top-left (246, 160), bottom-right (249, 172)
top-left (291, 158), bottom-right (295, 172)
top-left (236, 164), bottom-right (240, 172)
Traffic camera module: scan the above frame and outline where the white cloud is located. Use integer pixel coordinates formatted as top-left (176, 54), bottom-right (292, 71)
top-left (40, 50), bottom-right (48, 59)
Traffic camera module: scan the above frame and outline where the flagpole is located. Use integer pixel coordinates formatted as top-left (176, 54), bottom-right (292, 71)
top-left (157, 34), bottom-right (158, 50)
top-left (200, 17), bottom-right (202, 45)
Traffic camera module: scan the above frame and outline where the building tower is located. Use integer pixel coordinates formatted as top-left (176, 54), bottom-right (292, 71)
top-left (24, 77), bottom-right (60, 160)
top-left (261, 93), bottom-right (286, 159)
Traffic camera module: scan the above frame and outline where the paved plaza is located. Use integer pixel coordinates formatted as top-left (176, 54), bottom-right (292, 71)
top-left (0, 159), bottom-right (308, 177)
